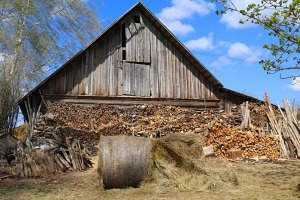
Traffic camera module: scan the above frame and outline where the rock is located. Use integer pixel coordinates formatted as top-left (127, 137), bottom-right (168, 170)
top-left (203, 146), bottom-right (214, 157)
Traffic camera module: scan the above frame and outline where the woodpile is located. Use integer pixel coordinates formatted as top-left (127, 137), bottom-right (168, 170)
top-left (265, 93), bottom-right (300, 159)
top-left (8, 99), bottom-right (286, 180)
top-left (32, 101), bottom-right (281, 160)
top-left (48, 102), bottom-right (243, 138)
top-left (15, 135), bottom-right (92, 178)
top-left (4, 94), bottom-right (299, 180)
top-left (204, 119), bottom-right (280, 159)
top-left (0, 161), bottom-right (14, 180)
top-left (13, 99), bottom-right (93, 178)
top-left (40, 101), bottom-right (281, 159)
top-left (0, 132), bottom-right (18, 157)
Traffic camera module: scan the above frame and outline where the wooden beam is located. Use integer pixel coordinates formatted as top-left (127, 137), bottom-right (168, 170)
top-left (43, 94), bottom-right (221, 110)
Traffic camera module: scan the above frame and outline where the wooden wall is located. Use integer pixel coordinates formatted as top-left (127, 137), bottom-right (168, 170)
top-left (41, 9), bottom-right (219, 100)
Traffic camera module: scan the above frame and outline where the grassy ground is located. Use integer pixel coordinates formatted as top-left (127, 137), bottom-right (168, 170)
top-left (1, 157), bottom-right (300, 200)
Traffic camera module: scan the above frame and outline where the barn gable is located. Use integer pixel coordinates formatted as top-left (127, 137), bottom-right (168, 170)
top-left (19, 2), bottom-right (256, 118)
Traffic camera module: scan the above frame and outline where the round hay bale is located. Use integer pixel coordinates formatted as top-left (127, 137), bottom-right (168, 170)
top-left (98, 135), bottom-right (152, 189)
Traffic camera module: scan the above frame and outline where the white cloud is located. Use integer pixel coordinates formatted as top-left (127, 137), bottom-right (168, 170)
top-left (220, 10), bottom-right (256, 29)
top-left (211, 56), bottom-right (234, 67)
top-left (227, 42), bottom-right (262, 64)
top-left (157, 0), bottom-right (215, 36)
top-left (288, 78), bottom-right (300, 92)
top-left (159, 0), bottom-right (215, 21)
top-left (185, 33), bottom-right (214, 51)
top-left (163, 20), bottom-right (195, 36)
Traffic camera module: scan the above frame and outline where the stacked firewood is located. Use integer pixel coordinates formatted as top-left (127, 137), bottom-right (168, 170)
top-left (49, 102), bottom-right (243, 136)
top-left (41, 102), bottom-right (281, 159)
top-left (14, 109), bottom-right (93, 178)
top-left (34, 114), bottom-right (100, 156)
top-left (204, 119), bottom-right (280, 158)
top-left (13, 100), bottom-right (284, 165)
top-left (15, 135), bottom-right (92, 178)
top-left (7, 97), bottom-right (294, 179)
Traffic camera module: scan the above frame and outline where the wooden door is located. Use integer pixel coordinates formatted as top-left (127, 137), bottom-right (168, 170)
top-left (122, 62), bottom-right (150, 97)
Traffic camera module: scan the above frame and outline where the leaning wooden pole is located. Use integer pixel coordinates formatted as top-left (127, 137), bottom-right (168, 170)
top-left (264, 93), bottom-right (289, 158)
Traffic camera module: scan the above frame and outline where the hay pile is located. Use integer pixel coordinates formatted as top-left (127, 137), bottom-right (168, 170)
top-left (98, 133), bottom-right (239, 191)
top-left (141, 133), bottom-right (238, 192)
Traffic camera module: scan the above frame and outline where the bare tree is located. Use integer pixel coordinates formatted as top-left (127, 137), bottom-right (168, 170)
top-left (0, 0), bottom-right (102, 134)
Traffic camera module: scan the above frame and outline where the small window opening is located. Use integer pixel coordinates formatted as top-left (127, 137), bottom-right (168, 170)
top-left (122, 50), bottom-right (126, 60)
top-left (134, 15), bottom-right (140, 23)
top-left (122, 23), bottom-right (126, 47)
top-left (122, 23), bottom-right (126, 60)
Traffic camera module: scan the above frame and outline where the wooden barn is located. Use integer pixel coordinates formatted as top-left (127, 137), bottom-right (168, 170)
top-left (18, 2), bottom-right (258, 119)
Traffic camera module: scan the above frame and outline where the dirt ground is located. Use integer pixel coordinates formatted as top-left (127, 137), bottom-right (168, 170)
top-left (1, 157), bottom-right (300, 200)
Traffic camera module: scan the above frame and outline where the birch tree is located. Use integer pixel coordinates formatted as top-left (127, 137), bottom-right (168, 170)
top-left (0, 0), bottom-right (102, 133)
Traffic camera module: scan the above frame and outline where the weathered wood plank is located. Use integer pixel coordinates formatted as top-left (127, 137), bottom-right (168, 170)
top-left (150, 23), bottom-right (158, 98)
top-left (104, 34), bottom-right (110, 96)
top-left (161, 33), bottom-right (167, 98)
top-left (122, 62), bottom-right (129, 95)
top-left (117, 22), bottom-right (123, 96)
top-left (188, 61), bottom-right (192, 99)
top-left (167, 40), bottom-right (172, 98)
top-left (90, 47), bottom-right (94, 95)
top-left (79, 54), bottom-right (86, 95)
top-left (126, 15), bottom-right (136, 62)
top-left (183, 56), bottom-right (188, 99)
top-left (137, 64), bottom-right (150, 97)
top-left (137, 15), bottom-right (143, 62)
top-left (92, 44), bottom-right (98, 96)
top-left (93, 41), bottom-right (100, 96)
top-left (134, 63), bottom-right (140, 95)
top-left (48, 96), bottom-right (221, 109)
top-left (108, 30), bottom-right (114, 96)
top-left (96, 40), bottom-right (102, 96)
top-left (129, 63), bottom-right (136, 95)
top-left (171, 44), bottom-right (176, 98)
top-left (113, 27), bottom-right (120, 96)
top-left (174, 48), bottom-right (181, 99)
top-left (191, 63), bottom-right (196, 99)
top-left (195, 68), bottom-right (200, 99)
top-left (178, 51), bottom-right (184, 99)
top-left (143, 15), bottom-right (151, 63)
top-left (100, 35), bottom-right (107, 96)
top-left (77, 56), bottom-right (82, 95)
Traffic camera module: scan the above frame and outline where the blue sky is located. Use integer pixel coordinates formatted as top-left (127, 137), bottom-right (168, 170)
top-left (95, 0), bottom-right (299, 105)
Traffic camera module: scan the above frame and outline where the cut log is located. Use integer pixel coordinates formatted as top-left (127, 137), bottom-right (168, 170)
top-left (226, 148), bottom-right (242, 160)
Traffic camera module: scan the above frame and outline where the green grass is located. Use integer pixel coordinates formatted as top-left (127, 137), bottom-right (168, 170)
top-left (0, 185), bottom-right (56, 196)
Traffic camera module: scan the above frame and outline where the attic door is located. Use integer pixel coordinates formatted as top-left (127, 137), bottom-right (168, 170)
top-left (124, 13), bottom-right (150, 63)
top-left (122, 62), bottom-right (150, 97)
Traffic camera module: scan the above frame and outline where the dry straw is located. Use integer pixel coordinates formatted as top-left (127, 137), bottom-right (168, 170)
top-left (142, 133), bottom-right (238, 192)
top-left (98, 133), bottom-right (238, 191)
